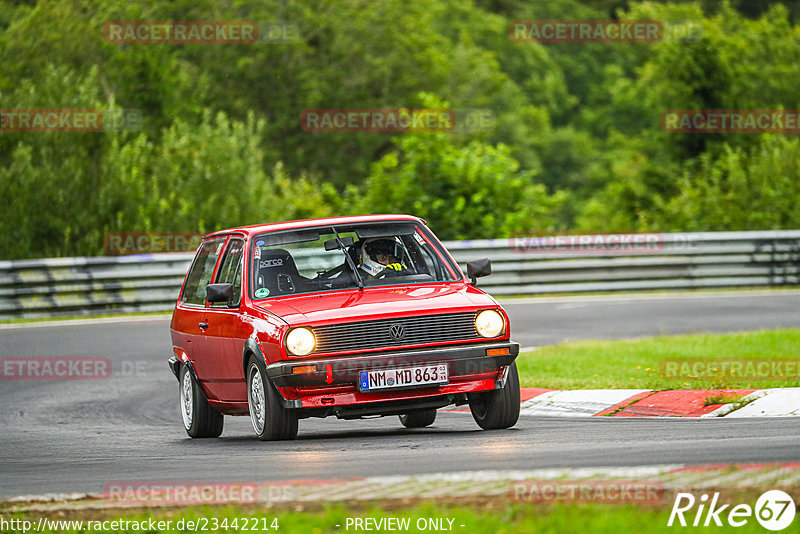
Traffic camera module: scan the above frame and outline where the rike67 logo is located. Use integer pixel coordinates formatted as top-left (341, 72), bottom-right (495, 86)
top-left (668, 490), bottom-right (796, 531)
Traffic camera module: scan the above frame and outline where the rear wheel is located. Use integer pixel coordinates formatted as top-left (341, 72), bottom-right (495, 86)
top-left (179, 365), bottom-right (224, 438)
top-left (469, 362), bottom-right (520, 430)
top-left (399, 408), bottom-right (437, 428)
top-left (247, 357), bottom-right (298, 441)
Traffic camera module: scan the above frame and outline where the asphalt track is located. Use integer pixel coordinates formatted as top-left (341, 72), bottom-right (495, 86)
top-left (1, 291), bottom-right (798, 499)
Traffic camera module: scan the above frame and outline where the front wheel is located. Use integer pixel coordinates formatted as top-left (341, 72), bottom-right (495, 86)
top-left (179, 365), bottom-right (224, 438)
top-left (468, 362), bottom-right (520, 430)
top-left (399, 408), bottom-right (437, 428)
top-left (247, 357), bottom-right (298, 441)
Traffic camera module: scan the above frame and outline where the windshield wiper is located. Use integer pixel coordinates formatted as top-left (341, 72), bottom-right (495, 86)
top-left (332, 227), bottom-right (363, 291)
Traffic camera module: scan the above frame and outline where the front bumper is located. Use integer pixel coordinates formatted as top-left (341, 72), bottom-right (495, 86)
top-left (267, 341), bottom-right (519, 413)
top-left (266, 341), bottom-right (519, 388)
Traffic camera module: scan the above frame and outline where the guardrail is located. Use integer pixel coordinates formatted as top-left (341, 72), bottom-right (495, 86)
top-left (1, 231), bottom-right (798, 320)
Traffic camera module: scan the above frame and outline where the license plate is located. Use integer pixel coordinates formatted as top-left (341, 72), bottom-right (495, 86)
top-left (358, 364), bottom-right (448, 392)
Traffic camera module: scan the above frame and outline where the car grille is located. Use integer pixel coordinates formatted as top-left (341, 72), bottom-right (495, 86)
top-left (312, 312), bottom-right (479, 354)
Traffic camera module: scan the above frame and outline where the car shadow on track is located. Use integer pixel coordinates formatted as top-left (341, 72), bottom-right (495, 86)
top-left (170, 425), bottom-right (520, 445)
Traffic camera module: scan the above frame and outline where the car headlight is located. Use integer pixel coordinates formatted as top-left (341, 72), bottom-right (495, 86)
top-left (286, 327), bottom-right (316, 356)
top-left (475, 310), bottom-right (504, 338)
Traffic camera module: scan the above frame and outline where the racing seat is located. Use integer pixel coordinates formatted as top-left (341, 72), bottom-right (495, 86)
top-left (313, 245), bottom-right (361, 289)
top-left (256, 248), bottom-right (305, 296)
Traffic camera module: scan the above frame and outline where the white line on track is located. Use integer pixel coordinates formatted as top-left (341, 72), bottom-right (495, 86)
top-left (498, 289), bottom-right (800, 306)
top-left (3, 288), bottom-right (797, 329)
top-left (0, 314), bottom-right (172, 330)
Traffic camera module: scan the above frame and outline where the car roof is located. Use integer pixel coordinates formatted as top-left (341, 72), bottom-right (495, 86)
top-left (203, 214), bottom-right (424, 240)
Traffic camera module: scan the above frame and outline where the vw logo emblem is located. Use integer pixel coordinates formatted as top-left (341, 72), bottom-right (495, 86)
top-left (389, 324), bottom-right (405, 341)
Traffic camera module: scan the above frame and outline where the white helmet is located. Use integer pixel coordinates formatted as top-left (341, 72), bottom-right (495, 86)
top-left (358, 238), bottom-right (398, 276)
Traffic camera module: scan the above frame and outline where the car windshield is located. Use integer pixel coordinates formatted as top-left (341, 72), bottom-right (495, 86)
top-left (250, 222), bottom-right (460, 299)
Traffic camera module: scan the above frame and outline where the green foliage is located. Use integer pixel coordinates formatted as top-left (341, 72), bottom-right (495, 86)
top-left (657, 136), bottom-right (800, 230)
top-left (0, 0), bottom-right (799, 259)
top-left (573, 1), bottom-right (800, 231)
top-left (98, 111), bottom-right (272, 236)
top-left (349, 129), bottom-right (566, 240)
top-left (346, 94), bottom-right (566, 240)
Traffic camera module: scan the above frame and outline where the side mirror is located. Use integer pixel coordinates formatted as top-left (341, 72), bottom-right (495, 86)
top-left (466, 258), bottom-right (492, 285)
top-left (206, 283), bottom-right (234, 304)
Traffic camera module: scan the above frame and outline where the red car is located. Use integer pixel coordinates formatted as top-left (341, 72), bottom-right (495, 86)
top-left (169, 214), bottom-right (520, 440)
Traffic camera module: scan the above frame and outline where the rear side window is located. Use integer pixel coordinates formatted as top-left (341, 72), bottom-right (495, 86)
top-left (181, 238), bottom-right (225, 305)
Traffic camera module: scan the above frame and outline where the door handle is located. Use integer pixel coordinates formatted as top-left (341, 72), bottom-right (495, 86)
top-left (198, 322), bottom-right (209, 329)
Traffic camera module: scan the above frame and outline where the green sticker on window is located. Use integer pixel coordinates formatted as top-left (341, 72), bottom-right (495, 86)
top-left (255, 287), bottom-right (270, 298)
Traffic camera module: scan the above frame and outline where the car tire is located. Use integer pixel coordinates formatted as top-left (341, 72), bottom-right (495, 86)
top-left (246, 356), bottom-right (299, 441)
top-left (179, 364), bottom-right (224, 438)
top-left (468, 362), bottom-right (520, 430)
top-left (398, 408), bottom-right (437, 428)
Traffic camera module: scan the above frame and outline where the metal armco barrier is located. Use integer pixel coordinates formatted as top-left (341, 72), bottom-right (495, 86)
top-left (1, 231), bottom-right (798, 320)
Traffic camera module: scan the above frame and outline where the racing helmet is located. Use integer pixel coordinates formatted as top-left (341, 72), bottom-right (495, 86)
top-left (358, 238), bottom-right (399, 276)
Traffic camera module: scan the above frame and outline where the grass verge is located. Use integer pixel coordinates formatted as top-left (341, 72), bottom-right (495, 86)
top-left (515, 329), bottom-right (800, 390)
top-left (0, 501), bottom-right (774, 534)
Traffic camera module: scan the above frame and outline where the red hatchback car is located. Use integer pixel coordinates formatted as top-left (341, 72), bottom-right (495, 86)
top-left (169, 214), bottom-right (520, 440)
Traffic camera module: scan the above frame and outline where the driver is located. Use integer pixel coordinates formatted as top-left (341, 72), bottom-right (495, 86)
top-left (357, 238), bottom-right (411, 279)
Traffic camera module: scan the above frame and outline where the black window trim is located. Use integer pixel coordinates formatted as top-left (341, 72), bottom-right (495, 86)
top-left (209, 237), bottom-right (245, 309)
top-left (247, 220), bottom-right (463, 301)
top-left (178, 236), bottom-right (228, 309)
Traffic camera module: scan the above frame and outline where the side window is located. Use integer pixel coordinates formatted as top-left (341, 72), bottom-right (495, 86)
top-left (181, 238), bottom-right (225, 306)
top-left (214, 239), bottom-right (244, 307)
